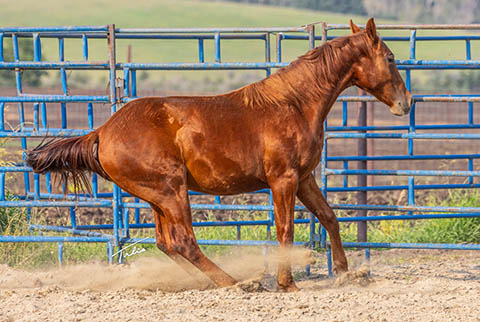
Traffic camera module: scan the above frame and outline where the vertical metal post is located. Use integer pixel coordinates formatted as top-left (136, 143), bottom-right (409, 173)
top-left (198, 39), bottom-right (204, 62)
top-left (236, 225), bottom-right (241, 240)
top-left (0, 33), bottom-right (4, 61)
top-left (58, 242), bottom-right (64, 266)
top-left (214, 32), bottom-right (221, 63)
top-left (0, 173), bottom-right (5, 201)
top-left (265, 32), bottom-right (271, 77)
top-left (82, 34), bottom-right (88, 60)
top-left (0, 102), bottom-right (4, 132)
top-left (306, 24), bottom-right (316, 277)
top-left (58, 37), bottom-right (67, 129)
top-left (13, 34), bottom-right (30, 217)
top-left (267, 192), bottom-right (273, 240)
top-left (70, 207), bottom-right (76, 228)
top-left (33, 33), bottom-right (42, 61)
top-left (108, 24), bottom-right (121, 252)
top-left (357, 89), bottom-right (367, 243)
top-left (134, 198), bottom-right (140, 224)
top-left (320, 22), bottom-right (333, 277)
top-left (407, 30), bottom-right (416, 157)
top-left (408, 176), bottom-right (415, 216)
top-left (275, 33), bottom-right (283, 63)
top-left (107, 241), bottom-right (113, 264)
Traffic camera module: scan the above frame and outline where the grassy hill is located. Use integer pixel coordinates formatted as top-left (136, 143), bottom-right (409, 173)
top-left (0, 0), bottom-right (478, 92)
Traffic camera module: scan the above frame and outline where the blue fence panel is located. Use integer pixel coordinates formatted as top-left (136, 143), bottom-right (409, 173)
top-left (0, 23), bottom-right (479, 272)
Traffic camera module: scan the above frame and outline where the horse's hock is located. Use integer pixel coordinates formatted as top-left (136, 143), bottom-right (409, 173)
top-left (1, 23), bottom-right (480, 276)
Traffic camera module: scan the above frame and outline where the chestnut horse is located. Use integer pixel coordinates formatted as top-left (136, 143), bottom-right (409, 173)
top-left (27, 18), bottom-right (411, 291)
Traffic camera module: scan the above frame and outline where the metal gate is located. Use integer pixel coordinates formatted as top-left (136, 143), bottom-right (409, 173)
top-left (1, 23), bottom-right (480, 275)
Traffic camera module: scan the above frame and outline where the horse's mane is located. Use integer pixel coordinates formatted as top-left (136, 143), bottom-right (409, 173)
top-left (236, 32), bottom-right (370, 109)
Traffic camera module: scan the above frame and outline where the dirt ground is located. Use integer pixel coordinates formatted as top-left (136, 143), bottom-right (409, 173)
top-left (0, 248), bottom-right (479, 322)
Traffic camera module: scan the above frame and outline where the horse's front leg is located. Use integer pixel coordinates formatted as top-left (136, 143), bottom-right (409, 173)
top-left (269, 172), bottom-right (299, 292)
top-left (297, 173), bottom-right (348, 274)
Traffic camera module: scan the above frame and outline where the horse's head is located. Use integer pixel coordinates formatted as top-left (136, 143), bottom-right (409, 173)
top-left (350, 18), bottom-right (412, 116)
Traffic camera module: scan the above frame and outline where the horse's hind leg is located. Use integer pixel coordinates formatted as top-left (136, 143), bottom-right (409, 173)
top-left (151, 205), bottom-right (200, 277)
top-left (147, 173), bottom-right (236, 287)
top-left (296, 173), bottom-right (348, 274)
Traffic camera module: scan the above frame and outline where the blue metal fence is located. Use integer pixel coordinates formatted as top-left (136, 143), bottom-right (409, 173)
top-left (0, 23), bottom-right (479, 274)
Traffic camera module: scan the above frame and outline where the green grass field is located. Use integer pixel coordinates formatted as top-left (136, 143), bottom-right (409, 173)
top-left (1, 0), bottom-right (478, 91)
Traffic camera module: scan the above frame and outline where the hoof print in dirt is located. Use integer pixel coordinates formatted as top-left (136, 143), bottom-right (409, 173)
top-left (236, 280), bottom-right (266, 293)
top-left (334, 265), bottom-right (373, 287)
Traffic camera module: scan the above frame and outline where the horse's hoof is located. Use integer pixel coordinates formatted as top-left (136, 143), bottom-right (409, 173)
top-left (277, 283), bottom-right (300, 292)
top-left (333, 264), bottom-right (348, 275)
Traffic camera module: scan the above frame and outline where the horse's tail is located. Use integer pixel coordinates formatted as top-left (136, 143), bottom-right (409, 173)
top-left (26, 131), bottom-right (110, 193)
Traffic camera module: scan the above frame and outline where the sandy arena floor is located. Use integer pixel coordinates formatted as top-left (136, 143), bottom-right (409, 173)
top-left (1, 248), bottom-right (479, 322)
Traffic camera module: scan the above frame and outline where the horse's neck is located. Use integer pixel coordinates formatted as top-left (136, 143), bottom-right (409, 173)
top-left (298, 47), bottom-right (357, 134)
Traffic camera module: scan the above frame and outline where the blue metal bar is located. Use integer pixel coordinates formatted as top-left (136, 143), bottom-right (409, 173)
top-left (466, 39), bottom-right (471, 60)
top-left (326, 132), bottom-right (480, 139)
top-left (0, 95), bottom-right (109, 102)
top-left (327, 153), bottom-right (480, 161)
top-left (0, 129), bottom-right (92, 138)
top-left (131, 70), bottom-right (137, 97)
top-left (0, 200), bottom-right (111, 207)
top-left (87, 102), bottom-right (94, 129)
top-left (123, 67), bottom-right (130, 97)
top-left (0, 61), bottom-right (108, 69)
top-left (326, 183), bottom-right (480, 192)
top-left (0, 26), bottom-right (109, 32)
top-left (265, 32), bottom-right (271, 77)
top-left (0, 102), bottom-right (5, 131)
top-left (33, 173), bottom-right (40, 200)
top-left (343, 161), bottom-right (348, 187)
top-left (58, 242), bottom-right (64, 265)
top-left (30, 224), bottom-right (111, 237)
top-left (82, 34), bottom-right (88, 60)
top-left (342, 101), bottom-right (348, 126)
top-left (468, 158), bottom-right (474, 185)
top-left (40, 102), bottom-right (47, 128)
top-left (0, 236), bottom-right (111, 243)
top-left (340, 242), bottom-right (480, 251)
top-left (116, 26), bottom-right (306, 33)
top-left (58, 38), bottom-right (68, 129)
top-left (326, 168), bottom-right (480, 177)
top-left (198, 39), bottom-right (204, 63)
top-left (0, 173), bottom-right (5, 201)
top-left (328, 123), bottom-right (480, 132)
top-left (468, 102), bottom-right (474, 125)
top-left (214, 32), bottom-right (221, 63)
top-left (33, 33), bottom-right (42, 61)
top-left (276, 33), bottom-right (283, 63)
top-left (0, 33), bottom-right (3, 61)
top-left (33, 103), bottom-right (39, 130)
top-left (283, 34), bottom-right (480, 41)
top-left (69, 207), bottom-right (76, 228)
top-left (74, 211), bottom-right (480, 232)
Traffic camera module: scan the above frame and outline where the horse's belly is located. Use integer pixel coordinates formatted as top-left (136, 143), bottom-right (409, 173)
top-left (185, 156), bottom-right (267, 195)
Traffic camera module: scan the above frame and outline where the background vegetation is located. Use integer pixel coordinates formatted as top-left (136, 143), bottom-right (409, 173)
top-left (0, 0), bottom-right (478, 92)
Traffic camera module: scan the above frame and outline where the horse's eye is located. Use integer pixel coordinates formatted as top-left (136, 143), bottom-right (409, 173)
top-left (387, 56), bottom-right (395, 64)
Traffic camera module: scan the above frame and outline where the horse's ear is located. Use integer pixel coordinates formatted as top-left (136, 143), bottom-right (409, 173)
top-left (366, 17), bottom-right (379, 44)
top-left (349, 19), bottom-right (361, 33)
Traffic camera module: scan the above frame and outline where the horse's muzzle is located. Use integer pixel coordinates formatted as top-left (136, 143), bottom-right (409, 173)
top-left (390, 92), bottom-right (412, 116)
